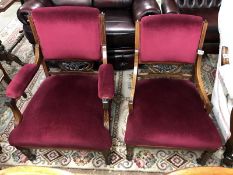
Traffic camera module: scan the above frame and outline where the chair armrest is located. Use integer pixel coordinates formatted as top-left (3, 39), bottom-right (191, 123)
top-left (17, 0), bottom-right (53, 25)
top-left (98, 64), bottom-right (114, 100)
top-left (161, 0), bottom-right (180, 14)
top-left (6, 64), bottom-right (39, 99)
top-left (132, 0), bottom-right (161, 21)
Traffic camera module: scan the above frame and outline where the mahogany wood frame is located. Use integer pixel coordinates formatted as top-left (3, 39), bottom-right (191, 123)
top-left (127, 19), bottom-right (217, 165)
top-left (6, 12), bottom-right (111, 165)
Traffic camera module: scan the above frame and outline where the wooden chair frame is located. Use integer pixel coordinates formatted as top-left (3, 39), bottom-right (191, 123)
top-left (126, 19), bottom-right (218, 165)
top-left (6, 12), bottom-right (112, 165)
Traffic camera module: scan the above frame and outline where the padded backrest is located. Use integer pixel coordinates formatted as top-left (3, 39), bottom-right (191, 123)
top-left (32, 6), bottom-right (101, 61)
top-left (175, 0), bottom-right (221, 8)
top-left (93, 0), bottom-right (132, 8)
top-left (140, 14), bottom-right (203, 64)
top-left (51, 0), bottom-right (92, 6)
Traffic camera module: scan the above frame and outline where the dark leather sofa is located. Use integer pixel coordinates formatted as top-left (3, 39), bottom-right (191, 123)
top-left (161, 0), bottom-right (221, 54)
top-left (17, 0), bottom-right (161, 69)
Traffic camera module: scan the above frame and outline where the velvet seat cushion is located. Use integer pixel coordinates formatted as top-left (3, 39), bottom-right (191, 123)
top-left (125, 78), bottom-right (222, 150)
top-left (9, 74), bottom-right (111, 150)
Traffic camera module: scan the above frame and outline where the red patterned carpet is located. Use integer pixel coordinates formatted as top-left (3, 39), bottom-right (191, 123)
top-left (0, 17), bottom-right (222, 173)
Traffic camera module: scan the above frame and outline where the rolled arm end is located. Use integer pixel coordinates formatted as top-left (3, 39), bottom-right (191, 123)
top-left (6, 64), bottom-right (39, 99)
top-left (161, 0), bottom-right (180, 14)
top-left (133, 0), bottom-right (161, 21)
top-left (17, 0), bottom-right (53, 25)
top-left (98, 64), bottom-right (114, 99)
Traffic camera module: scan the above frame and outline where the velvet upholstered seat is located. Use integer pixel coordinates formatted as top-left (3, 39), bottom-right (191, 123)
top-left (6, 6), bottom-right (114, 165)
top-left (124, 14), bottom-right (222, 165)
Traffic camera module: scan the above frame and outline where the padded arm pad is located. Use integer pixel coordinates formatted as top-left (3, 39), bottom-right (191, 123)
top-left (98, 64), bottom-right (114, 99)
top-left (6, 64), bottom-right (39, 99)
top-left (17, 0), bottom-right (53, 25)
top-left (161, 0), bottom-right (180, 14)
top-left (132, 0), bottom-right (161, 21)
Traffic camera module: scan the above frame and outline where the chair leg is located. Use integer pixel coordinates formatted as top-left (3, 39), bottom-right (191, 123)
top-left (0, 146), bottom-right (2, 154)
top-left (197, 151), bottom-right (214, 165)
top-left (222, 140), bottom-right (233, 166)
top-left (126, 146), bottom-right (134, 161)
top-left (16, 147), bottom-right (36, 161)
top-left (102, 150), bottom-right (111, 165)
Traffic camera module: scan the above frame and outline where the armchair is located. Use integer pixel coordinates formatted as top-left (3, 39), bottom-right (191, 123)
top-left (161, 0), bottom-right (221, 54)
top-left (6, 6), bottom-right (114, 165)
top-left (124, 14), bottom-right (223, 165)
top-left (17, 0), bottom-right (161, 69)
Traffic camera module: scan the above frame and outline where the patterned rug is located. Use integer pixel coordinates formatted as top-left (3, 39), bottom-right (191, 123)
top-left (0, 17), bottom-right (223, 173)
top-left (0, 0), bottom-right (15, 11)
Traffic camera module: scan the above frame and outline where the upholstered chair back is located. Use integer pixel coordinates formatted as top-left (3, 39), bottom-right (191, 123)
top-left (175, 0), bottom-right (221, 8)
top-left (139, 14), bottom-right (203, 64)
top-left (32, 6), bottom-right (101, 61)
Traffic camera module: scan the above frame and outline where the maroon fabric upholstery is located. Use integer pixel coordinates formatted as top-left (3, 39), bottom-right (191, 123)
top-left (6, 64), bottom-right (38, 99)
top-left (125, 78), bottom-right (222, 150)
top-left (9, 74), bottom-right (111, 150)
top-left (98, 64), bottom-right (114, 99)
top-left (140, 14), bottom-right (203, 64)
top-left (32, 6), bottom-right (101, 61)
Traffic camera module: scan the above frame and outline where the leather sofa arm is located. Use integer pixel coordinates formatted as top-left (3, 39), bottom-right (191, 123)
top-left (98, 64), bottom-right (114, 100)
top-left (17, 0), bottom-right (53, 25)
top-left (6, 64), bottom-right (39, 99)
top-left (161, 0), bottom-right (180, 14)
top-left (132, 0), bottom-right (161, 21)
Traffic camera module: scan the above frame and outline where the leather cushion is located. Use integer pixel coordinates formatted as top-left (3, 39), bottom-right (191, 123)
top-left (104, 9), bottom-right (134, 49)
top-left (51, 0), bottom-right (91, 6)
top-left (181, 8), bottom-right (219, 42)
top-left (125, 78), bottom-right (222, 150)
top-left (93, 0), bottom-right (132, 8)
top-left (175, 0), bottom-right (221, 8)
top-left (9, 74), bottom-right (111, 150)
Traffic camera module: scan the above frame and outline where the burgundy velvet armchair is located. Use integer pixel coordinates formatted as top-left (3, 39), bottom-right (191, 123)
top-left (17, 0), bottom-right (161, 69)
top-left (6, 6), bottom-right (114, 165)
top-left (161, 0), bottom-right (221, 54)
top-left (124, 14), bottom-right (223, 165)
